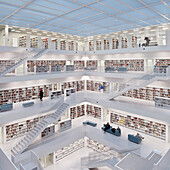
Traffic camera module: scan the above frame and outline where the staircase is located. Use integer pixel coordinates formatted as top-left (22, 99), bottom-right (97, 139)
top-left (108, 74), bottom-right (158, 100)
top-left (11, 102), bottom-right (69, 156)
top-left (0, 49), bottom-right (48, 77)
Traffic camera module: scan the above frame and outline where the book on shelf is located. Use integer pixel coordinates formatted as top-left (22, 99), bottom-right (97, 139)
top-left (55, 138), bottom-right (84, 162)
top-left (19, 36), bottom-right (27, 47)
top-left (41, 125), bottom-right (55, 138)
top-left (60, 40), bottom-right (66, 50)
top-left (86, 104), bottom-right (101, 119)
top-left (70, 104), bottom-right (85, 119)
top-left (5, 113), bottom-right (52, 142)
top-left (0, 84), bottom-right (52, 104)
top-left (31, 37), bottom-right (38, 48)
top-left (0, 60), bottom-right (15, 74)
top-left (74, 61), bottom-right (84, 70)
top-left (89, 41), bottom-right (94, 51)
top-left (105, 60), bottom-right (144, 71)
top-left (59, 119), bottom-right (72, 132)
top-left (69, 41), bottom-right (74, 51)
top-left (110, 111), bottom-right (166, 140)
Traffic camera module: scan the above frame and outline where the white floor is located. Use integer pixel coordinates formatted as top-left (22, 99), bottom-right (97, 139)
top-left (41, 116), bottom-right (170, 170)
top-left (1, 91), bottom-right (170, 169)
top-left (45, 147), bottom-right (111, 170)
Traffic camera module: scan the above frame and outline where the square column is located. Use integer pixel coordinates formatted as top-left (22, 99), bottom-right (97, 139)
top-left (66, 40), bottom-right (69, 50)
top-left (48, 37), bottom-right (52, 49)
top-left (109, 38), bottom-right (112, 50)
top-left (57, 39), bottom-right (60, 50)
top-left (128, 35), bottom-right (132, 48)
top-left (94, 40), bottom-right (96, 51)
top-left (118, 36), bottom-right (122, 49)
top-left (101, 39), bottom-right (104, 50)
top-left (74, 41), bottom-right (76, 51)
top-left (5, 25), bottom-right (9, 46)
top-left (166, 30), bottom-right (170, 46)
top-left (85, 41), bottom-right (89, 51)
top-left (26, 35), bottom-right (30, 49)
top-left (38, 37), bottom-right (41, 48)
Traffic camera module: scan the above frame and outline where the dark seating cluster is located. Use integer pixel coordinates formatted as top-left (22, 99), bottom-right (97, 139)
top-left (101, 123), bottom-right (121, 136)
top-left (101, 123), bottom-right (144, 144)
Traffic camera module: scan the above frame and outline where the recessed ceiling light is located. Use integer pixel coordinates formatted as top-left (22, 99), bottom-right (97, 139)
top-left (26, 32), bottom-right (31, 34)
top-left (15, 30), bottom-right (21, 32)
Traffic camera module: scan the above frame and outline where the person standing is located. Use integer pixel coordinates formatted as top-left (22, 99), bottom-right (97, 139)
top-left (40, 89), bottom-right (43, 101)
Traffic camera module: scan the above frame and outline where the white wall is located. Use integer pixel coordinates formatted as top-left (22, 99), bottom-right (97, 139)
top-left (0, 149), bottom-right (17, 170)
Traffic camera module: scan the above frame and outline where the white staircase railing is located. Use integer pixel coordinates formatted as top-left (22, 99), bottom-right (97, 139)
top-left (108, 74), bottom-right (158, 100)
top-left (11, 98), bottom-right (69, 156)
top-left (81, 151), bottom-right (120, 168)
top-left (0, 49), bottom-right (48, 77)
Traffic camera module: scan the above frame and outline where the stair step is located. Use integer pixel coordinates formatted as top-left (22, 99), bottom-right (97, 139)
top-left (37, 124), bottom-right (44, 128)
top-left (24, 137), bottom-right (30, 143)
top-left (21, 139), bottom-right (27, 145)
top-left (12, 147), bottom-right (19, 154)
top-left (41, 122), bottom-right (46, 126)
top-left (16, 144), bottom-right (22, 150)
top-left (42, 119), bottom-right (48, 124)
top-left (11, 149), bottom-right (16, 155)
top-left (19, 142), bottom-right (25, 148)
top-left (33, 128), bottom-right (39, 133)
top-left (31, 130), bottom-right (37, 135)
top-left (27, 133), bottom-right (34, 138)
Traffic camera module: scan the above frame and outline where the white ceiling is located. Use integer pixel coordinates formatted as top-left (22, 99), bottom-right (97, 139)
top-left (0, 0), bottom-right (169, 36)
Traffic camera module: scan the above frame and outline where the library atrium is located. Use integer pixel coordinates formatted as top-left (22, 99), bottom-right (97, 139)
top-left (0, 0), bottom-right (170, 170)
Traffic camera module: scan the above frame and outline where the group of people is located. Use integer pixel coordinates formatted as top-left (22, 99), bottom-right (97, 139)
top-left (104, 122), bottom-right (121, 134)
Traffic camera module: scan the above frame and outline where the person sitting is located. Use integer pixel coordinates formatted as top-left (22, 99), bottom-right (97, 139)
top-left (111, 128), bottom-right (116, 133)
top-left (104, 122), bottom-right (110, 132)
top-left (136, 133), bottom-right (144, 140)
top-left (117, 126), bottom-right (121, 134)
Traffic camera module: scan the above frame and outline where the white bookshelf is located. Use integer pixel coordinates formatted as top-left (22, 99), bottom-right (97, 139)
top-left (86, 138), bottom-right (118, 157)
top-left (50, 91), bottom-right (62, 99)
top-left (19, 36), bottom-right (27, 47)
top-left (59, 119), bottom-right (72, 132)
top-left (0, 60), bottom-right (15, 74)
top-left (105, 60), bottom-right (144, 71)
top-left (41, 125), bottom-right (55, 139)
top-left (0, 84), bottom-right (52, 104)
top-left (110, 111), bottom-right (166, 140)
top-left (122, 86), bottom-right (170, 101)
top-left (5, 114), bottom-right (52, 142)
top-left (70, 104), bottom-right (85, 119)
top-left (86, 104), bottom-right (101, 119)
top-left (155, 97), bottom-right (170, 110)
top-left (55, 138), bottom-right (85, 162)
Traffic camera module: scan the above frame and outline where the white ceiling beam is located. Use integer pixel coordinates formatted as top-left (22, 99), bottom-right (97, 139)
top-left (30, 0), bottom-right (102, 28)
top-left (0, 0), bottom-right (35, 23)
top-left (138, 0), bottom-right (170, 21)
